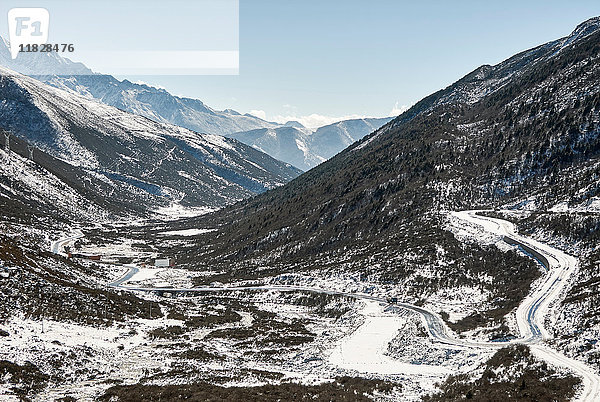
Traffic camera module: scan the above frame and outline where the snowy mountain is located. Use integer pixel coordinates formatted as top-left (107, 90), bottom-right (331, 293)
top-left (0, 38), bottom-right (393, 170)
top-left (309, 117), bottom-right (394, 160)
top-left (3, 15), bottom-right (600, 402)
top-left (282, 120), bottom-right (306, 129)
top-left (228, 117), bottom-right (393, 170)
top-left (227, 126), bottom-right (318, 171)
top-left (42, 74), bottom-right (281, 136)
top-left (0, 66), bottom-right (301, 217)
top-left (180, 17), bottom-right (600, 364)
top-left (0, 37), bottom-right (277, 137)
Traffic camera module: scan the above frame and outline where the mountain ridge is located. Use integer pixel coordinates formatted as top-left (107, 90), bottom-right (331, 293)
top-left (0, 66), bottom-right (301, 216)
top-left (0, 37), bottom-right (395, 170)
top-left (227, 117), bottom-right (393, 171)
top-left (177, 16), bottom-right (600, 280)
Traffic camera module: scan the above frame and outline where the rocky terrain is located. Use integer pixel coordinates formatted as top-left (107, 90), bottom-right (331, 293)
top-left (0, 66), bottom-right (301, 217)
top-left (1, 16), bottom-right (600, 402)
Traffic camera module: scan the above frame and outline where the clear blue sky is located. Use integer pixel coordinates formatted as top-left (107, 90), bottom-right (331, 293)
top-left (137, 0), bottom-right (600, 125)
top-left (4, 0), bottom-right (600, 126)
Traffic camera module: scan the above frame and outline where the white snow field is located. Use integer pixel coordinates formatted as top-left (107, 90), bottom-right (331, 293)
top-left (328, 300), bottom-right (450, 375)
top-left (159, 228), bottom-right (216, 236)
top-left (47, 209), bottom-right (600, 400)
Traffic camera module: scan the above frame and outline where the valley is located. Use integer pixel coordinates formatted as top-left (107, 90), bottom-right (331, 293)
top-left (8, 209), bottom-right (591, 400)
top-left (1, 11), bottom-right (600, 402)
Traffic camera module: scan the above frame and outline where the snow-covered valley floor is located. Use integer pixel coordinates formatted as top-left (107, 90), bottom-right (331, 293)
top-left (3, 209), bottom-right (600, 400)
top-left (328, 300), bottom-right (449, 376)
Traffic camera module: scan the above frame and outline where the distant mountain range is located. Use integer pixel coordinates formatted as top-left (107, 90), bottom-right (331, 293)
top-left (0, 37), bottom-right (393, 171)
top-left (0, 37), bottom-right (278, 136)
top-left (0, 66), bottom-right (301, 219)
top-left (227, 117), bottom-right (393, 171)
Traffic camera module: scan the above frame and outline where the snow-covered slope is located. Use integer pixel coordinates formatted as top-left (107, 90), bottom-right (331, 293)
top-left (0, 37), bottom-right (277, 136)
top-left (43, 74), bottom-right (280, 136)
top-left (227, 126), bottom-right (320, 171)
top-left (0, 38), bottom-right (393, 170)
top-left (0, 66), bottom-right (301, 215)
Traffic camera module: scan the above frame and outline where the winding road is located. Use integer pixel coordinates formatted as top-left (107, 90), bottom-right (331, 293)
top-left (50, 229), bottom-right (84, 257)
top-left (52, 211), bottom-right (600, 401)
top-left (452, 211), bottom-right (600, 402)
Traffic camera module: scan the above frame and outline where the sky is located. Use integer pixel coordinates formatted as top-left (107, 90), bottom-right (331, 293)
top-left (142, 0), bottom-right (600, 127)
top-left (3, 1), bottom-right (600, 127)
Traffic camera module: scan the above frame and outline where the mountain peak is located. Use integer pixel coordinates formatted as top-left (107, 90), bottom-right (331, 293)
top-left (283, 120), bottom-right (305, 129)
top-left (559, 16), bottom-right (600, 50)
top-left (572, 16), bottom-right (600, 36)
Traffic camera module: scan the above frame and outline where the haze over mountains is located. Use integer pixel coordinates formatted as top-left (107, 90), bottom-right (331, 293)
top-left (0, 37), bottom-right (393, 171)
top-left (0, 66), bottom-right (301, 219)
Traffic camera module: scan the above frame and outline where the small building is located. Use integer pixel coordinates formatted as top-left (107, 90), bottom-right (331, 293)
top-left (155, 258), bottom-right (175, 267)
